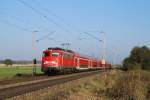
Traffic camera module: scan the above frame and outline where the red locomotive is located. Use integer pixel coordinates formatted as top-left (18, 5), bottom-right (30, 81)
top-left (41, 47), bottom-right (111, 74)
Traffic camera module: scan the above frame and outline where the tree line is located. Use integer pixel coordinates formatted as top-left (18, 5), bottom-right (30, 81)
top-left (123, 46), bottom-right (150, 70)
top-left (0, 59), bottom-right (41, 66)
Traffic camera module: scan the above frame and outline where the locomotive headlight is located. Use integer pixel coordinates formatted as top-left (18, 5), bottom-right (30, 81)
top-left (51, 61), bottom-right (57, 64)
top-left (44, 61), bottom-right (49, 64)
top-left (51, 61), bottom-right (58, 66)
top-left (44, 61), bottom-right (58, 66)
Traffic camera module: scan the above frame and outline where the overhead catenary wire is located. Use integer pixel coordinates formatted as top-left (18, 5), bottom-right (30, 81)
top-left (30, 0), bottom-right (84, 50)
top-left (18, 0), bottom-right (89, 48)
top-left (31, 0), bottom-right (81, 34)
top-left (0, 19), bottom-right (31, 32)
top-left (82, 32), bottom-right (103, 42)
top-left (80, 31), bottom-right (106, 60)
top-left (36, 31), bottom-right (56, 42)
top-left (17, 0), bottom-right (70, 33)
top-left (0, 11), bottom-right (54, 35)
top-left (17, 0), bottom-right (104, 54)
top-left (0, 11), bottom-right (32, 28)
top-left (29, 0), bottom-right (84, 47)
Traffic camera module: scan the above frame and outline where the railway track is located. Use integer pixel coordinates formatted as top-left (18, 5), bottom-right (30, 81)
top-left (0, 75), bottom-right (48, 85)
top-left (0, 70), bottom-right (103, 99)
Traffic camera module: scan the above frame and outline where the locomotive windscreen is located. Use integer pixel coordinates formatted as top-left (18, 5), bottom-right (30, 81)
top-left (43, 52), bottom-right (50, 57)
top-left (52, 52), bottom-right (59, 57)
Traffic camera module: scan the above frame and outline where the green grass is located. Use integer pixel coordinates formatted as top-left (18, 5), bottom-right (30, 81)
top-left (0, 67), bottom-right (43, 79)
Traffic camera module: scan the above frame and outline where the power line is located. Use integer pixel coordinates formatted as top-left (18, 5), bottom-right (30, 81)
top-left (31, 0), bottom-right (81, 33)
top-left (17, 0), bottom-right (70, 33)
top-left (0, 11), bottom-right (38, 32)
top-left (82, 32), bottom-right (103, 42)
top-left (36, 31), bottom-right (56, 42)
top-left (80, 31), bottom-right (106, 61)
top-left (0, 11), bottom-right (30, 26)
top-left (0, 19), bottom-right (31, 32)
top-left (0, 10), bottom-right (51, 34)
top-left (18, 0), bottom-right (84, 47)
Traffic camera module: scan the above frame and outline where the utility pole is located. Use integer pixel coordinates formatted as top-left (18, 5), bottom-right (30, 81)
top-left (100, 31), bottom-right (108, 87)
top-left (81, 31), bottom-right (107, 85)
top-left (32, 31), bottom-right (56, 76)
top-left (100, 31), bottom-right (106, 67)
top-left (32, 30), bottom-right (38, 76)
top-left (82, 32), bottom-right (103, 60)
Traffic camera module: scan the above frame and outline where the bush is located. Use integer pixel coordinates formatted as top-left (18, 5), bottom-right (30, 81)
top-left (147, 84), bottom-right (150, 98)
top-left (106, 71), bottom-right (147, 100)
top-left (123, 57), bottom-right (135, 70)
top-left (141, 58), bottom-right (150, 70)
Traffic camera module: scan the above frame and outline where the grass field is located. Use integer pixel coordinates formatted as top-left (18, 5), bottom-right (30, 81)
top-left (0, 66), bottom-right (43, 80)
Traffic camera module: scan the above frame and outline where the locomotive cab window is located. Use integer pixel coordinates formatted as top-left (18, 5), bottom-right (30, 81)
top-left (52, 52), bottom-right (59, 57)
top-left (43, 52), bottom-right (50, 57)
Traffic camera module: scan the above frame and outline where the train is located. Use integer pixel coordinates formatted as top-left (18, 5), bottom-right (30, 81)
top-left (41, 47), bottom-right (111, 74)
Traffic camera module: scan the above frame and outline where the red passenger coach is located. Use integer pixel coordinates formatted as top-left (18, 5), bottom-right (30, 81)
top-left (41, 47), bottom-right (111, 74)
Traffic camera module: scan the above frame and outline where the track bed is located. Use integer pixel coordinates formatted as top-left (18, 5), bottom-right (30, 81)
top-left (0, 70), bottom-right (103, 99)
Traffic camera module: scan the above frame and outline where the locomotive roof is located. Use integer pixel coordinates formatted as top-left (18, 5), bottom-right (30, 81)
top-left (45, 47), bottom-right (100, 61)
top-left (47, 47), bottom-right (75, 53)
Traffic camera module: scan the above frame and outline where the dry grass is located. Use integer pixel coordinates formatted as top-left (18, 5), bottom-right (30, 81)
top-left (106, 70), bottom-right (148, 100)
top-left (7, 69), bottom-right (150, 100)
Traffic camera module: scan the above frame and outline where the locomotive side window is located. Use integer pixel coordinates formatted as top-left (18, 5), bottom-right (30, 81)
top-left (52, 52), bottom-right (59, 57)
top-left (43, 52), bottom-right (49, 57)
top-left (63, 53), bottom-right (73, 59)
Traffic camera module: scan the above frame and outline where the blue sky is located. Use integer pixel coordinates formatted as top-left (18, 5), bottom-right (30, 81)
top-left (0, 0), bottom-right (150, 63)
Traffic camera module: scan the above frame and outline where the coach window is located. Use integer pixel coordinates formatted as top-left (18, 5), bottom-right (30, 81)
top-left (52, 52), bottom-right (59, 57)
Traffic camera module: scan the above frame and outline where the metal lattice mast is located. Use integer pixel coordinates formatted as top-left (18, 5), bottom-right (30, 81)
top-left (100, 31), bottom-right (106, 62)
top-left (32, 30), bottom-right (38, 76)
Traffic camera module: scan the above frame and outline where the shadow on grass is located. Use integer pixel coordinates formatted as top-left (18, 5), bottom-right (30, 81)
top-left (15, 73), bottom-right (45, 77)
top-left (14, 72), bottom-right (70, 77)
